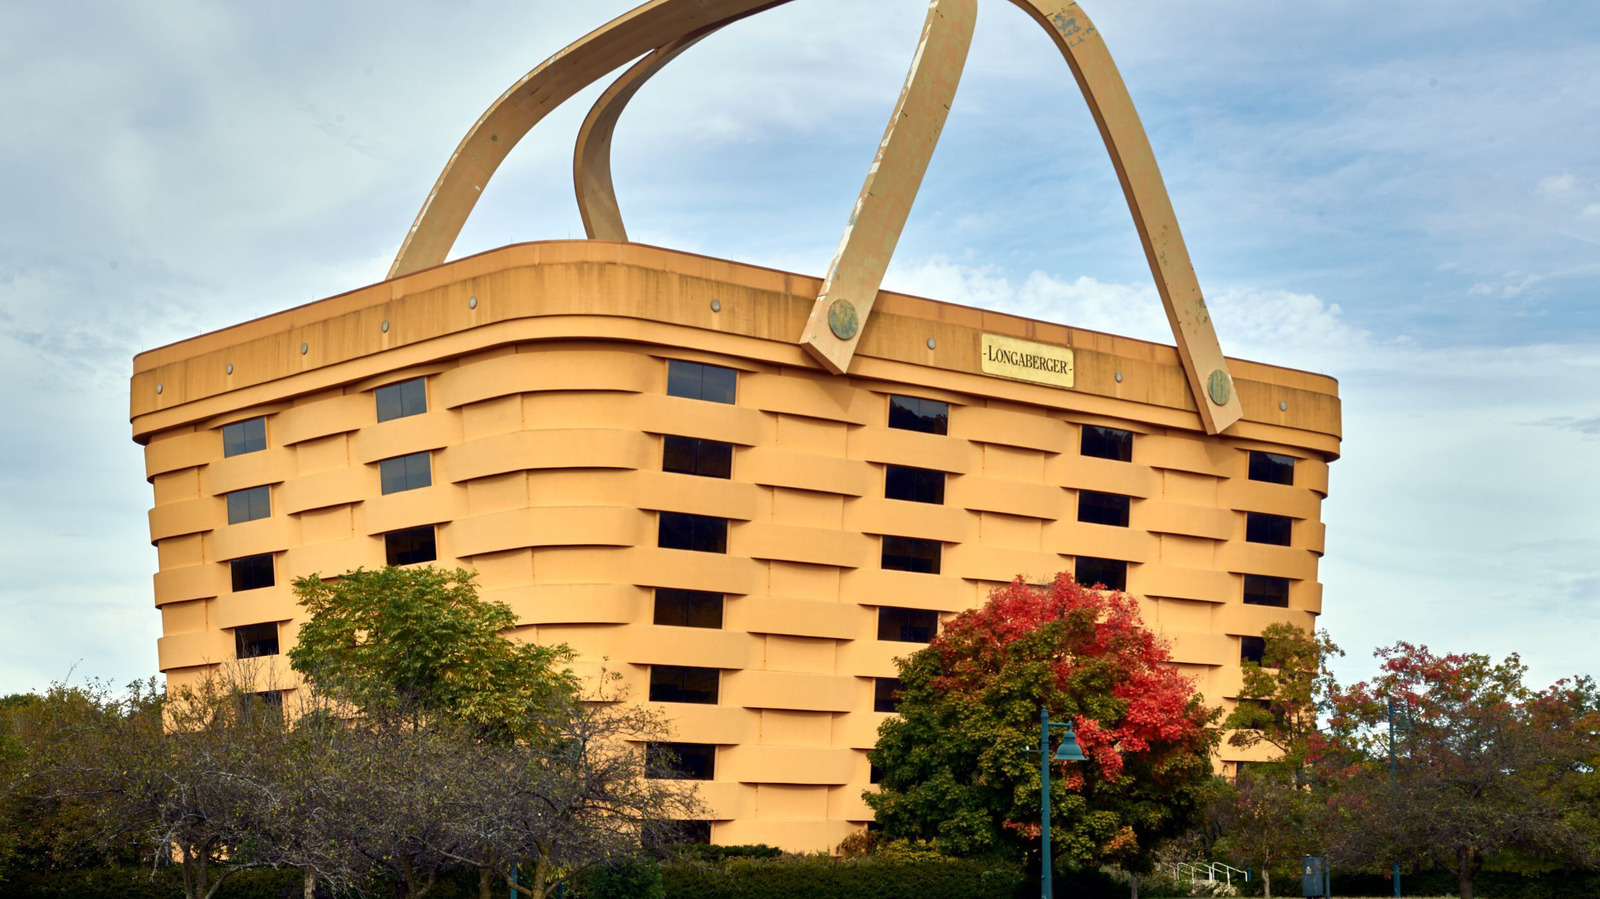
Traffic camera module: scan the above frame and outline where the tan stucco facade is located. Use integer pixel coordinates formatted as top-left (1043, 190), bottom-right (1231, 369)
top-left (130, 239), bottom-right (1340, 851)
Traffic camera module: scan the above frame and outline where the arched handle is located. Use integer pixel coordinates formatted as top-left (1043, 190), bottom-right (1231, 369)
top-left (392, 0), bottom-right (1243, 434)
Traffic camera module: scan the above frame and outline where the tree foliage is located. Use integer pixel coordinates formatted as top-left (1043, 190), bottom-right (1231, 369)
top-left (1322, 643), bottom-right (1599, 899)
top-left (1221, 622), bottom-right (1341, 783)
top-left (866, 574), bottom-right (1218, 875)
top-left (1209, 623), bottom-right (1341, 898)
top-left (288, 566), bottom-right (576, 738)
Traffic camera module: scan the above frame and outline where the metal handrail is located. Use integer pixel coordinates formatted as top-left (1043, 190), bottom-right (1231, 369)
top-left (1169, 861), bottom-right (1251, 886)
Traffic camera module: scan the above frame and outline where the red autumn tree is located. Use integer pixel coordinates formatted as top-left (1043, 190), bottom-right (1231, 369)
top-left (1322, 644), bottom-right (1599, 899)
top-left (866, 573), bottom-right (1217, 876)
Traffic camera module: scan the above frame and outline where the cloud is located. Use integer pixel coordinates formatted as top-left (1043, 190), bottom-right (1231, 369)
top-left (1536, 174), bottom-right (1580, 200)
top-left (1535, 415), bottom-right (1600, 437)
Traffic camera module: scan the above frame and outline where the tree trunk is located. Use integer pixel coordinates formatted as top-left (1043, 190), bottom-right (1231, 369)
top-left (1457, 846), bottom-right (1476, 899)
top-left (303, 867), bottom-right (317, 899)
top-left (478, 866), bottom-right (495, 899)
top-left (1263, 868), bottom-right (1272, 899)
top-left (1129, 873), bottom-right (1139, 899)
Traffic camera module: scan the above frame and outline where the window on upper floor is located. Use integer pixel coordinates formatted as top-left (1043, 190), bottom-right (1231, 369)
top-left (225, 485), bottom-right (271, 525)
top-left (881, 536), bottom-right (941, 574)
top-left (1248, 451), bottom-right (1296, 485)
top-left (1075, 556), bottom-right (1128, 592)
top-left (1240, 635), bottom-right (1267, 665)
top-left (870, 759), bottom-right (885, 784)
top-left (884, 465), bottom-right (945, 504)
top-left (375, 377), bottom-right (428, 422)
top-left (1246, 512), bottom-right (1293, 546)
top-left (874, 677), bottom-right (904, 713)
top-left (1081, 425), bottom-right (1133, 461)
top-left (658, 513), bottom-right (728, 554)
top-left (645, 742), bottom-right (716, 780)
top-left (888, 395), bottom-right (948, 435)
top-left (230, 554), bottom-right (275, 592)
top-left (234, 622), bottom-right (280, 659)
top-left (222, 417), bottom-right (267, 457)
top-left (648, 665), bottom-right (720, 704)
top-left (653, 589), bottom-right (724, 629)
top-left (1243, 574), bottom-right (1290, 607)
top-left (1077, 490), bottom-right (1131, 527)
top-left (662, 436), bottom-right (733, 479)
top-left (379, 451), bottom-right (433, 495)
top-left (877, 607), bottom-right (938, 643)
top-left (385, 525), bottom-right (437, 566)
top-left (667, 360), bottom-right (737, 404)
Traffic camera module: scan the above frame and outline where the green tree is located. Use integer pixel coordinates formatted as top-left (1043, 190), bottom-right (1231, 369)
top-left (288, 566), bottom-right (577, 737)
top-left (1221, 622), bottom-right (1341, 783)
top-left (867, 574), bottom-right (1218, 878)
top-left (1211, 768), bottom-right (1312, 899)
top-left (1210, 624), bottom-right (1340, 898)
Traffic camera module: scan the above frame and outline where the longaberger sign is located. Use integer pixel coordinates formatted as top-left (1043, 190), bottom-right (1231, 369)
top-left (980, 334), bottom-right (1075, 388)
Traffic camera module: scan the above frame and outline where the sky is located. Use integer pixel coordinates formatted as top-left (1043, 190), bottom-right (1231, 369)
top-left (1, 0), bottom-right (1596, 696)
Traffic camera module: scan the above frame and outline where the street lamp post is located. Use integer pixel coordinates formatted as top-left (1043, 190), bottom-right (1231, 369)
top-left (1037, 707), bottom-right (1086, 899)
top-left (1386, 699), bottom-right (1408, 898)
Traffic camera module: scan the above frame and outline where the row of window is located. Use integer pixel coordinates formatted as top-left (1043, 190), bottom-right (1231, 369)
top-left (224, 363), bottom-right (1298, 487)
top-left (227, 535), bottom-right (1285, 613)
top-left (223, 377), bottom-right (432, 462)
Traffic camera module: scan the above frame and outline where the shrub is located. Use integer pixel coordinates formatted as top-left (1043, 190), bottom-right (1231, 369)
top-left (579, 858), bottom-right (664, 899)
top-left (661, 854), bottom-right (1023, 899)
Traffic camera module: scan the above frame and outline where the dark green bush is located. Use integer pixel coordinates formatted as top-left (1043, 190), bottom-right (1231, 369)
top-left (578, 858), bottom-right (665, 899)
top-left (661, 855), bottom-right (1024, 899)
top-left (672, 843), bottom-right (786, 862)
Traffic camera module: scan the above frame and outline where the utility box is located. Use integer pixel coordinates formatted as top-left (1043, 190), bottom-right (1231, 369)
top-left (1302, 856), bottom-right (1328, 898)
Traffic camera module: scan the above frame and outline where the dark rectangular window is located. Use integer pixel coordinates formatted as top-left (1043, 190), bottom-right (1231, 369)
top-left (888, 395), bottom-right (949, 435)
top-left (222, 418), bottom-right (267, 457)
top-left (375, 377), bottom-right (427, 422)
top-left (1075, 556), bottom-right (1127, 592)
top-left (877, 607), bottom-right (938, 643)
top-left (662, 436), bottom-right (733, 479)
top-left (1081, 426), bottom-right (1133, 462)
top-left (230, 554), bottom-right (275, 592)
top-left (1240, 636), bottom-right (1267, 665)
top-left (1077, 490), bottom-right (1131, 527)
top-left (385, 526), bottom-right (437, 566)
top-left (884, 465), bottom-right (945, 504)
top-left (1248, 451), bottom-right (1296, 485)
top-left (667, 821), bottom-right (713, 844)
top-left (869, 760), bottom-right (885, 784)
top-left (1243, 574), bottom-right (1290, 607)
top-left (881, 536), bottom-right (941, 574)
top-left (667, 360), bottom-right (737, 404)
top-left (648, 665), bottom-right (719, 704)
top-left (658, 513), bottom-right (728, 553)
top-left (645, 742), bottom-right (716, 780)
top-left (874, 677), bottom-right (904, 713)
top-left (1246, 512), bottom-right (1292, 546)
top-left (239, 690), bottom-right (284, 724)
top-left (1238, 698), bottom-right (1274, 731)
top-left (225, 485), bottom-right (271, 524)
top-left (653, 589), bottom-right (724, 629)
top-left (234, 623), bottom-right (280, 659)
top-left (379, 451), bottom-right (432, 494)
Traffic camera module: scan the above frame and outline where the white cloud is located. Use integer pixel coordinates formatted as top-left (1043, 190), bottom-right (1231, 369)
top-left (1536, 173), bottom-right (1580, 200)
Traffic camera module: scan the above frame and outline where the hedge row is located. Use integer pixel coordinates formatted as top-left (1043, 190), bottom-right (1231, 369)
top-left (658, 856), bottom-right (1025, 899)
